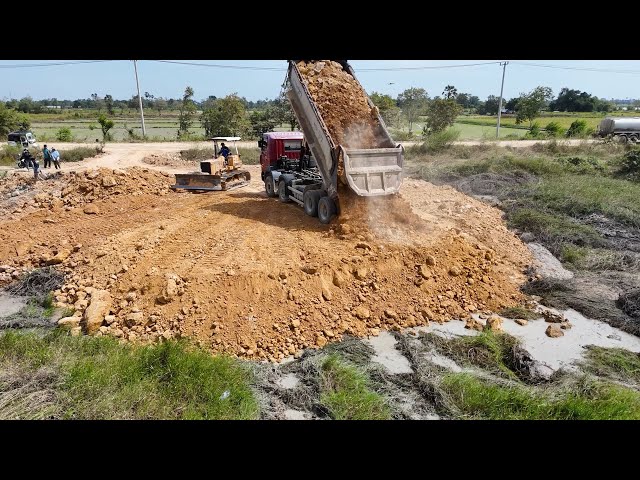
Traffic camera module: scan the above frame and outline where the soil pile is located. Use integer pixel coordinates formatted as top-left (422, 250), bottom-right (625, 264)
top-left (296, 60), bottom-right (387, 149)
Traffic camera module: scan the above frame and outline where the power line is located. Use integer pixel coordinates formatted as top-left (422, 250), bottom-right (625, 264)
top-left (511, 61), bottom-right (640, 75)
top-left (0, 60), bottom-right (116, 69)
top-left (355, 61), bottom-right (502, 71)
top-left (151, 60), bottom-right (285, 71)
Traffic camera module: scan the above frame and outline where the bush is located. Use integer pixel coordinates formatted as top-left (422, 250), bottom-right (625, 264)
top-left (566, 119), bottom-right (588, 138)
top-left (618, 148), bottom-right (640, 181)
top-left (55, 127), bottom-right (73, 142)
top-left (59, 146), bottom-right (102, 162)
top-left (545, 122), bottom-right (565, 138)
top-left (0, 145), bottom-right (21, 166)
top-left (525, 122), bottom-right (542, 139)
top-left (414, 128), bottom-right (461, 154)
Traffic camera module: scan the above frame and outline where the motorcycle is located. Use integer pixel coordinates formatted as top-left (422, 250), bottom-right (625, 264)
top-left (16, 153), bottom-right (34, 169)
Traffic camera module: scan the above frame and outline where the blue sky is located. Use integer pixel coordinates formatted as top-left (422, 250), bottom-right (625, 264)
top-left (1, 60), bottom-right (639, 101)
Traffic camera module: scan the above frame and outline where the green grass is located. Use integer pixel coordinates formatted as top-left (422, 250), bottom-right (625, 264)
top-left (57, 146), bottom-right (102, 163)
top-left (530, 175), bottom-right (640, 227)
top-left (442, 373), bottom-right (640, 419)
top-left (583, 346), bottom-right (640, 384)
top-left (0, 145), bottom-right (21, 166)
top-left (0, 330), bottom-right (259, 420)
top-left (319, 355), bottom-right (391, 420)
top-left (499, 306), bottom-right (540, 320)
top-left (427, 331), bottom-right (522, 380)
top-left (508, 208), bottom-right (603, 247)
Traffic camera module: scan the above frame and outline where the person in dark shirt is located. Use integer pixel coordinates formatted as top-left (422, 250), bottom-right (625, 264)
top-left (219, 143), bottom-right (231, 159)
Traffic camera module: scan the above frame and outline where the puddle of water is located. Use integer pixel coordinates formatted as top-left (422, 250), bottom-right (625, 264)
top-left (500, 308), bottom-right (640, 371)
top-left (283, 409), bottom-right (309, 420)
top-left (409, 309), bottom-right (640, 372)
top-left (277, 373), bottom-right (300, 390)
top-left (0, 293), bottom-right (26, 318)
top-left (421, 351), bottom-right (463, 372)
top-left (364, 331), bottom-right (413, 374)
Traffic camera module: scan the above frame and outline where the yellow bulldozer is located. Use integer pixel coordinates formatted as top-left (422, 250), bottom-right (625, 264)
top-left (171, 137), bottom-right (251, 192)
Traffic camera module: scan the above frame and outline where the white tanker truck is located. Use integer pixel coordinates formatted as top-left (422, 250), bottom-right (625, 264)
top-left (596, 117), bottom-right (640, 143)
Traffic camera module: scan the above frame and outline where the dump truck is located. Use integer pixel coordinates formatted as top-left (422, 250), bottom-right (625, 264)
top-left (172, 137), bottom-right (251, 192)
top-left (262, 60), bottom-right (404, 224)
top-left (596, 117), bottom-right (640, 143)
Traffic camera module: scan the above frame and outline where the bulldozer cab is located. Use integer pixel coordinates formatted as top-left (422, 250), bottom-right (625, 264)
top-left (210, 137), bottom-right (240, 158)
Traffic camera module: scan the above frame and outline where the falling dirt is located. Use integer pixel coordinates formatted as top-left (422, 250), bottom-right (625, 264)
top-left (0, 157), bottom-right (534, 361)
top-left (296, 60), bottom-right (388, 149)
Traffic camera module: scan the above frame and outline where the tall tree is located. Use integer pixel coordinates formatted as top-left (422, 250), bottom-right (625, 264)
top-left (0, 103), bottom-right (29, 136)
top-left (424, 98), bottom-right (462, 134)
top-left (443, 85), bottom-right (458, 100)
top-left (178, 86), bottom-right (196, 138)
top-left (370, 92), bottom-right (401, 127)
top-left (200, 93), bottom-right (249, 137)
top-left (397, 87), bottom-right (428, 133)
top-left (104, 94), bottom-right (114, 115)
top-left (515, 86), bottom-right (553, 129)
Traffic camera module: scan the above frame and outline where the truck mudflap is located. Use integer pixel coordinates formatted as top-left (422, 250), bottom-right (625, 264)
top-left (340, 145), bottom-right (404, 196)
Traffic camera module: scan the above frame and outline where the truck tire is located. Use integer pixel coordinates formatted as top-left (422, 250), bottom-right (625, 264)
top-left (318, 196), bottom-right (337, 224)
top-left (303, 189), bottom-right (323, 217)
top-left (617, 134), bottom-right (628, 144)
top-left (265, 174), bottom-right (276, 197)
top-left (278, 179), bottom-right (291, 202)
top-left (629, 134), bottom-right (638, 144)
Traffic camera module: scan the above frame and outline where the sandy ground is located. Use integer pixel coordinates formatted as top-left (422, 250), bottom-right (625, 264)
top-left (0, 145), bottom-right (537, 361)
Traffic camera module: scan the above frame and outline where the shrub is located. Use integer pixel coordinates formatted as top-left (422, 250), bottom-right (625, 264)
top-left (55, 127), bottom-right (73, 142)
top-left (545, 122), bottom-right (565, 138)
top-left (618, 148), bottom-right (640, 181)
top-left (419, 128), bottom-right (461, 154)
top-left (566, 120), bottom-right (588, 138)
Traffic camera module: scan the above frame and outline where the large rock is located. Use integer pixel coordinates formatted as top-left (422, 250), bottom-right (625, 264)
top-left (527, 243), bottom-right (574, 281)
top-left (83, 204), bottom-right (100, 215)
top-left (485, 315), bottom-right (503, 332)
top-left (354, 306), bottom-right (370, 319)
top-left (545, 324), bottom-right (564, 338)
top-left (46, 248), bottom-right (71, 265)
top-left (102, 176), bottom-right (117, 187)
top-left (58, 316), bottom-right (81, 329)
top-left (83, 290), bottom-right (112, 335)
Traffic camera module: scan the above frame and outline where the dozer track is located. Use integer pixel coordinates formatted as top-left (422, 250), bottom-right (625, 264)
top-left (171, 170), bottom-right (251, 192)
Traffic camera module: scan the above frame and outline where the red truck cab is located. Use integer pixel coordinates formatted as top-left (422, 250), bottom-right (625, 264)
top-left (259, 131), bottom-right (304, 180)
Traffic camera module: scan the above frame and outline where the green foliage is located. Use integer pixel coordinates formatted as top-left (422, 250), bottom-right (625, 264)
top-left (560, 244), bottom-right (588, 264)
top-left (200, 93), bottom-right (249, 137)
top-left (525, 122), bottom-right (542, 138)
top-left (423, 99), bottom-right (462, 134)
top-left (515, 86), bottom-right (553, 129)
top-left (59, 146), bottom-right (101, 162)
top-left (509, 208), bottom-right (603, 247)
top-left (418, 128), bottom-right (461, 153)
top-left (0, 331), bottom-right (259, 420)
top-left (566, 119), bottom-right (588, 138)
top-left (97, 114), bottom-right (114, 142)
top-left (442, 373), bottom-right (640, 419)
top-left (177, 86), bottom-right (196, 139)
top-left (0, 103), bottom-right (30, 136)
top-left (248, 108), bottom-right (280, 138)
top-left (104, 94), bottom-right (114, 115)
top-left (370, 92), bottom-right (401, 127)
top-left (55, 127), bottom-right (73, 142)
top-left (320, 355), bottom-right (391, 420)
top-left (397, 87), bottom-right (428, 133)
top-left (584, 346), bottom-right (640, 384)
top-left (545, 121), bottom-right (565, 137)
top-left (618, 148), bottom-right (640, 181)
top-left (0, 145), bottom-right (21, 166)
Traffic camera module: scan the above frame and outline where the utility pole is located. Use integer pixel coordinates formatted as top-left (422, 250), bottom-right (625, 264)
top-left (496, 61), bottom-right (508, 138)
top-left (133, 60), bottom-right (146, 137)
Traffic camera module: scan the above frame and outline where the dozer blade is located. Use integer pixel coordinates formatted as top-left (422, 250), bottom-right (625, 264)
top-left (171, 170), bottom-right (251, 192)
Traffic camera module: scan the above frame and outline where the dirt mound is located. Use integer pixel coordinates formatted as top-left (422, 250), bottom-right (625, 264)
top-left (143, 154), bottom-right (198, 168)
top-left (296, 60), bottom-right (387, 149)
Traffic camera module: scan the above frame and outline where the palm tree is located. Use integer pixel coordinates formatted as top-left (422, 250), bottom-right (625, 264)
top-left (443, 85), bottom-right (458, 100)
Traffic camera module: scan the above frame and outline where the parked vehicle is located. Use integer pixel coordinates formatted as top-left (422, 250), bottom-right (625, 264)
top-left (596, 117), bottom-right (640, 143)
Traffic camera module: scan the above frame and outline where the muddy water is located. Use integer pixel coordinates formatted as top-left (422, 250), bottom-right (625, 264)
top-left (364, 331), bottom-right (413, 374)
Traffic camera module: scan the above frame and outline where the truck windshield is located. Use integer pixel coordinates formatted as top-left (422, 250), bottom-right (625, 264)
top-left (284, 140), bottom-right (302, 151)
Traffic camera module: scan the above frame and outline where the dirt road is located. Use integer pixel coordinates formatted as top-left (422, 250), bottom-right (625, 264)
top-left (0, 146), bottom-right (534, 361)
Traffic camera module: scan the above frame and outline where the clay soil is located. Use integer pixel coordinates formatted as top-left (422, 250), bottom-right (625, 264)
top-left (297, 60), bottom-right (387, 149)
top-left (0, 148), bottom-right (533, 362)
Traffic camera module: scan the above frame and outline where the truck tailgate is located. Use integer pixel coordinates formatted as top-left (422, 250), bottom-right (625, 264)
top-left (341, 146), bottom-right (404, 196)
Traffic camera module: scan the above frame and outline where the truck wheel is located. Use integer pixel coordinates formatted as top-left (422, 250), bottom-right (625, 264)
top-left (278, 179), bottom-right (291, 203)
top-left (318, 196), bottom-right (337, 224)
top-left (303, 190), bottom-right (323, 217)
top-left (629, 134), bottom-right (638, 144)
top-left (265, 174), bottom-right (276, 197)
top-left (617, 134), bottom-right (628, 144)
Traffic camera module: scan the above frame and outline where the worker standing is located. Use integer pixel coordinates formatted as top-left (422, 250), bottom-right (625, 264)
top-left (32, 156), bottom-right (40, 181)
top-left (42, 144), bottom-right (52, 169)
top-left (51, 148), bottom-right (61, 169)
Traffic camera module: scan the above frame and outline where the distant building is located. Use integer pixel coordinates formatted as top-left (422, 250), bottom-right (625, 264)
top-left (45, 105), bottom-right (61, 109)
